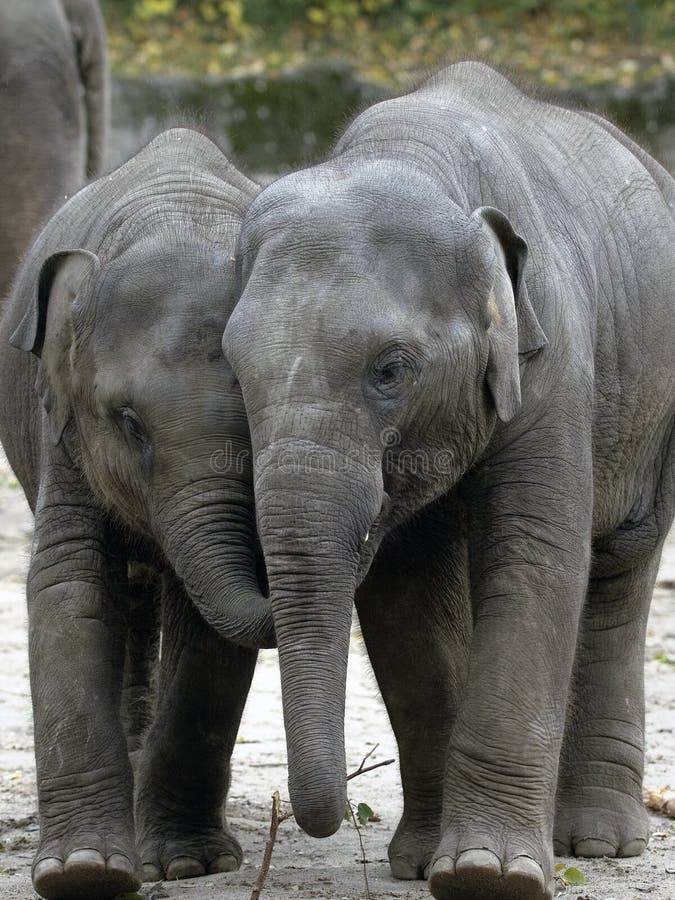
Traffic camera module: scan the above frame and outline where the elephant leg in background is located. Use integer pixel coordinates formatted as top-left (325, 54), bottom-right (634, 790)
top-left (135, 572), bottom-right (258, 882)
top-left (553, 552), bottom-right (658, 858)
top-left (120, 563), bottom-right (161, 759)
top-left (28, 451), bottom-right (140, 900)
top-left (356, 497), bottom-right (472, 881)
top-left (555, 433), bottom-right (675, 859)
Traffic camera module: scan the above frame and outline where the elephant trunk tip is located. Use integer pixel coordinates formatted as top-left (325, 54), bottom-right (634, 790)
top-left (291, 788), bottom-right (347, 839)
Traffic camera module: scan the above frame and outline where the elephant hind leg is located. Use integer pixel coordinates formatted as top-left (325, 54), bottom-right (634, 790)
top-left (554, 558), bottom-right (655, 858)
top-left (356, 496), bottom-right (471, 881)
top-left (555, 428), bottom-right (674, 859)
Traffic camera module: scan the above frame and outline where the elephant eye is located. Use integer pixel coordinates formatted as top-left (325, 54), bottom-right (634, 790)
top-left (379, 361), bottom-right (405, 385)
top-left (117, 407), bottom-right (147, 445)
top-left (368, 348), bottom-right (419, 400)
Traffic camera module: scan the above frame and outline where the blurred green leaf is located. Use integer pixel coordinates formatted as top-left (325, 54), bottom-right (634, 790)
top-left (356, 802), bottom-right (374, 825)
top-left (561, 866), bottom-right (589, 886)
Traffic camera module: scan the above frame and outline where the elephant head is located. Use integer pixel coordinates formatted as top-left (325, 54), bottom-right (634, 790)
top-left (11, 230), bottom-right (274, 648)
top-left (222, 161), bottom-right (547, 835)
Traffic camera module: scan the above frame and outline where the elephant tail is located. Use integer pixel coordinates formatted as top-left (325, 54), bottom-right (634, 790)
top-left (62, 0), bottom-right (109, 178)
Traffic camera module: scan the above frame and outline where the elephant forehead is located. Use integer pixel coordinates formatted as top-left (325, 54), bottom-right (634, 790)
top-left (240, 209), bottom-right (494, 333)
top-left (93, 313), bottom-right (227, 369)
top-left (239, 267), bottom-right (427, 351)
top-left (241, 158), bottom-right (486, 271)
top-left (91, 247), bottom-right (233, 354)
top-left (243, 220), bottom-right (450, 309)
top-left (234, 239), bottom-right (487, 362)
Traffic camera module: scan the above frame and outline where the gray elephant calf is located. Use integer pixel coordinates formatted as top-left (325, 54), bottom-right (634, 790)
top-left (0, 0), bottom-right (107, 304)
top-left (0, 129), bottom-right (273, 900)
top-left (223, 62), bottom-right (675, 900)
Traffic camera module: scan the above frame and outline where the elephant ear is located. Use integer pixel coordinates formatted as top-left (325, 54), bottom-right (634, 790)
top-left (472, 206), bottom-right (548, 423)
top-left (10, 249), bottom-right (99, 444)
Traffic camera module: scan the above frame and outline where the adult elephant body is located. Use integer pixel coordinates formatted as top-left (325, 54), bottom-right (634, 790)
top-left (0, 0), bottom-right (107, 304)
top-left (224, 63), bottom-right (675, 900)
top-left (0, 129), bottom-right (273, 900)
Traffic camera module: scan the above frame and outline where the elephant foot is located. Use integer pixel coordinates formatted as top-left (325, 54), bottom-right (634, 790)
top-left (33, 843), bottom-right (140, 900)
top-left (30, 759), bottom-right (138, 899)
top-left (388, 815), bottom-right (440, 880)
top-left (139, 826), bottom-right (243, 882)
top-left (428, 830), bottom-right (553, 900)
top-left (554, 785), bottom-right (650, 858)
top-left (429, 850), bottom-right (551, 900)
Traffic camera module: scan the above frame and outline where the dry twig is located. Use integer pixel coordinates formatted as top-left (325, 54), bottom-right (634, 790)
top-left (250, 791), bottom-right (294, 900)
top-left (347, 743), bottom-right (395, 781)
top-left (249, 748), bottom-right (394, 900)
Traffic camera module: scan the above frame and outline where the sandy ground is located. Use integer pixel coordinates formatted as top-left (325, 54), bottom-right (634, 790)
top-left (0, 456), bottom-right (674, 900)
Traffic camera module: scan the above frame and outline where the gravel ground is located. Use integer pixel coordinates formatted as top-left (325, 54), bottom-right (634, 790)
top-left (0, 457), bottom-right (674, 900)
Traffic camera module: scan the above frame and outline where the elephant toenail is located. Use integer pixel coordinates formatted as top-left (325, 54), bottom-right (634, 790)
top-left (207, 853), bottom-right (239, 873)
top-left (574, 838), bottom-right (617, 858)
top-left (455, 848), bottom-right (502, 875)
top-left (64, 848), bottom-right (106, 871)
top-left (504, 855), bottom-right (545, 887)
top-left (618, 838), bottom-right (647, 858)
top-left (33, 857), bottom-right (64, 881)
top-left (428, 855), bottom-right (457, 897)
top-left (166, 855), bottom-right (206, 880)
top-left (142, 862), bottom-right (163, 882)
top-left (430, 855), bottom-right (455, 878)
top-left (107, 853), bottom-right (136, 876)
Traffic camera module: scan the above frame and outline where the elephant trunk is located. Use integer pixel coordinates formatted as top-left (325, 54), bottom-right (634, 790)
top-left (156, 479), bottom-right (274, 649)
top-left (255, 442), bottom-right (383, 837)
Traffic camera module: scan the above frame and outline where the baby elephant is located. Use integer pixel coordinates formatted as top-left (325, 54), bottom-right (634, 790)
top-left (224, 62), bottom-right (675, 900)
top-left (0, 129), bottom-right (273, 900)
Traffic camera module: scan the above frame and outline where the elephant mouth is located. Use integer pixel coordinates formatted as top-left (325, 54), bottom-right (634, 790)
top-left (356, 491), bottom-right (390, 585)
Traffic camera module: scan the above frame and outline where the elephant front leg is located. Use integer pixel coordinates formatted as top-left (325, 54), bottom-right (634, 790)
top-left (356, 498), bottom-right (471, 881)
top-left (135, 573), bottom-right (257, 882)
top-left (29, 461), bottom-right (140, 899)
top-left (429, 438), bottom-right (592, 900)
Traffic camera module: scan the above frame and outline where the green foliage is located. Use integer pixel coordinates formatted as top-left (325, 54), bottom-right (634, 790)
top-left (101, 0), bottom-right (675, 85)
top-left (356, 801), bottom-right (374, 825)
top-left (244, 0), bottom-right (314, 28)
top-left (103, 0), bottom-right (246, 32)
top-left (655, 653), bottom-right (675, 665)
top-left (344, 800), bottom-right (376, 826)
top-left (103, 0), bottom-right (672, 38)
top-left (555, 863), bottom-right (590, 886)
